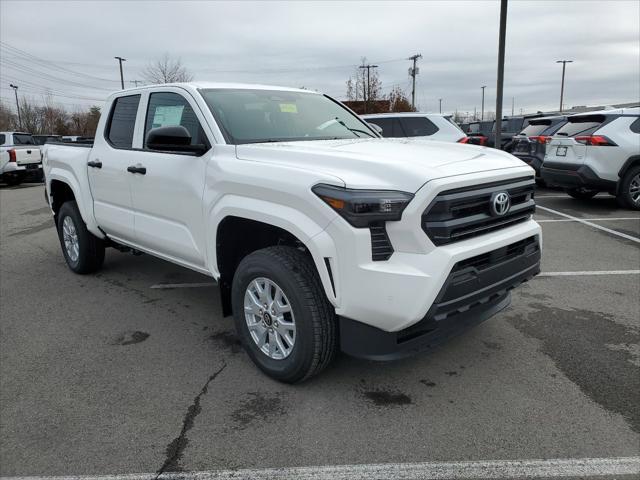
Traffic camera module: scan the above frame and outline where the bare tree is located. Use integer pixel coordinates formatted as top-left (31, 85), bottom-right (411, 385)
top-left (387, 86), bottom-right (415, 112)
top-left (143, 53), bottom-right (194, 84)
top-left (0, 101), bottom-right (16, 130)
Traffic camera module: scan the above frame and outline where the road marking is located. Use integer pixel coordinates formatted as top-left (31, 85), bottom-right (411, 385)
top-left (537, 217), bottom-right (640, 223)
top-left (2, 457), bottom-right (639, 480)
top-left (150, 282), bottom-right (217, 289)
top-left (539, 270), bottom-right (640, 277)
top-left (537, 205), bottom-right (640, 244)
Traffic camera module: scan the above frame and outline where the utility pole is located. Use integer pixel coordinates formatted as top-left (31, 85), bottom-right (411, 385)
top-left (9, 84), bottom-right (21, 130)
top-left (439, 98), bottom-right (442, 114)
top-left (481, 85), bottom-right (486, 121)
top-left (494, 0), bottom-right (508, 150)
top-left (408, 53), bottom-right (422, 111)
top-left (359, 63), bottom-right (378, 113)
top-left (511, 97), bottom-right (514, 116)
top-left (556, 59), bottom-right (573, 112)
top-left (114, 56), bottom-right (126, 89)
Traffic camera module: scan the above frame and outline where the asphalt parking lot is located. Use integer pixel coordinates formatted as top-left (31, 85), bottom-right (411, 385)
top-left (1, 182), bottom-right (639, 479)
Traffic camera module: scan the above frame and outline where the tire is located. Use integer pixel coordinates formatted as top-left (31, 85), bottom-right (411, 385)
top-left (56, 201), bottom-right (105, 274)
top-left (565, 187), bottom-right (598, 200)
top-left (617, 166), bottom-right (640, 210)
top-left (4, 174), bottom-right (22, 186)
top-left (231, 246), bottom-right (337, 383)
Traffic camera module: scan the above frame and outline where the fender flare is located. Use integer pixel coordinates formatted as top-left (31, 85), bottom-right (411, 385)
top-left (206, 195), bottom-right (339, 306)
top-left (616, 155), bottom-right (640, 194)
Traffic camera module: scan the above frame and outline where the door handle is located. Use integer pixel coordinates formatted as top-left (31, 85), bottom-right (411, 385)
top-left (127, 164), bottom-right (146, 175)
top-left (87, 160), bottom-right (102, 168)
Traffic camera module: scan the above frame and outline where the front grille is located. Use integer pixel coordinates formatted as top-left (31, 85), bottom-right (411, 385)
top-left (370, 223), bottom-right (394, 261)
top-left (422, 177), bottom-right (536, 246)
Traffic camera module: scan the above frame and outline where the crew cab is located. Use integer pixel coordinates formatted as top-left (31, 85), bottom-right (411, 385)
top-left (1, 132), bottom-right (42, 185)
top-left (43, 83), bottom-right (541, 382)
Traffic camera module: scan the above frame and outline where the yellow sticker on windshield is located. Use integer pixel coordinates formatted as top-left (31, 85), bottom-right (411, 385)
top-left (279, 103), bottom-right (298, 113)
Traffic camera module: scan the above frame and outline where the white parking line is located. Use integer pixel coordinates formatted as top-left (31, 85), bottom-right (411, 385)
top-left (539, 270), bottom-right (640, 277)
top-left (537, 205), bottom-right (640, 244)
top-left (2, 457), bottom-right (639, 480)
top-left (150, 282), bottom-right (217, 289)
top-left (537, 217), bottom-right (640, 223)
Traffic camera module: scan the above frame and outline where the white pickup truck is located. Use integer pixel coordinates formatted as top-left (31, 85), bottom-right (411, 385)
top-left (1, 131), bottom-right (42, 185)
top-left (43, 83), bottom-right (541, 382)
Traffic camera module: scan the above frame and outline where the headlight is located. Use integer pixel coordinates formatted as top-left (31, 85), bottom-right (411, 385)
top-left (312, 184), bottom-right (414, 228)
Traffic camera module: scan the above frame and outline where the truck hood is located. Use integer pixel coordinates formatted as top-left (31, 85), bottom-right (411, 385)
top-left (236, 138), bottom-right (527, 192)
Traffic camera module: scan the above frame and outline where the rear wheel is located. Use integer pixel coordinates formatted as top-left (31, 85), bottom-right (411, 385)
top-left (566, 187), bottom-right (598, 200)
top-left (617, 166), bottom-right (640, 210)
top-left (231, 246), bottom-right (337, 383)
top-left (57, 201), bottom-right (105, 274)
top-left (4, 174), bottom-right (22, 186)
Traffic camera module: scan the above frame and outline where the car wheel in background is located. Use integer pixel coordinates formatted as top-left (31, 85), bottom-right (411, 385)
top-left (617, 166), bottom-right (640, 210)
top-left (565, 187), bottom-right (598, 200)
top-left (231, 246), bottom-right (337, 383)
top-left (56, 201), bottom-right (105, 274)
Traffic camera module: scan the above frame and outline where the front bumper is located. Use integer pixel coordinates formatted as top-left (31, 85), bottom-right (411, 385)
top-left (540, 162), bottom-right (616, 191)
top-left (340, 235), bottom-right (540, 360)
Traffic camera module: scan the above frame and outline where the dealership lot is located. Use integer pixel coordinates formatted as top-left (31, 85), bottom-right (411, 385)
top-left (0, 183), bottom-right (638, 478)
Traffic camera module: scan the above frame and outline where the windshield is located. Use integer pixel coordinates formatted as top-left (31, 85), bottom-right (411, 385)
top-left (200, 89), bottom-right (376, 145)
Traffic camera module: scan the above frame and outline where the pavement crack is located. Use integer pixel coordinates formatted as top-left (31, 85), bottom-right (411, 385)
top-left (155, 362), bottom-right (227, 477)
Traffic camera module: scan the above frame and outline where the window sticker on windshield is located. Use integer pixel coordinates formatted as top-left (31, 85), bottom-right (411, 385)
top-left (279, 103), bottom-right (298, 113)
top-left (152, 105), bottom-right (185, 128)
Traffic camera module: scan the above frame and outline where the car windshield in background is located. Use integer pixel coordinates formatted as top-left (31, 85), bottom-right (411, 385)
top-left (13, 134), bottom-right (36, 145)
top-left (200, 89), bottom-right (375, 144)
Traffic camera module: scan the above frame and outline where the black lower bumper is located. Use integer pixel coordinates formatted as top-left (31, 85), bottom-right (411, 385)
top-left (540, 163), bottom-right (617, 191)
top-left (340, 236), bottom-right (541, 360)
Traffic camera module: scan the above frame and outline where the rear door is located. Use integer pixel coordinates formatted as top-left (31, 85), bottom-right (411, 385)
top-left (397, 116), bottom-right (438, 138)
top-left (128, 89), bottom-right (211, 269)
top-left (88, 94), bottom-right (141, 243)
top-left (365, 117), bottom-right (404, 138)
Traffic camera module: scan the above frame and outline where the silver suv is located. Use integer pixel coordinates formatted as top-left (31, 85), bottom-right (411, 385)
top-left (541, 107), bottom-right (640, 209)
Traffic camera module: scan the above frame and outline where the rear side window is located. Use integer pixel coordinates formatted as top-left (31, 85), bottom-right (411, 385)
top-left (630, 117), bottom-right (640, 134)
top-left (144, 92), bottom-right (208, 147)
top-left (13, 134), bottom-right (36, 145)
top-left (107, 95), bottom-right (141, 148)
top-left (398, 117), bottom-right (438, 137)
top-left (366, 118), bottom-right (404, 138)
top-left (519, 122), bottom-right (551, 136)
top-left (0, 134), bottom-right (5, 145)
top-left (555, 115), bottom-right (605, 137)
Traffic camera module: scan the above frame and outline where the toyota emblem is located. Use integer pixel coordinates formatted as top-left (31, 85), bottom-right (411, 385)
top-left (491, 192), bottom-right (511, 216)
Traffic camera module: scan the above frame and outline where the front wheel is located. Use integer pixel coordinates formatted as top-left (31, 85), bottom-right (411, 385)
top-left (57, 201), bottom-right (105, 274)
top-left (231, 246), bottom-right (337, 383)
top-left (617, 166), bottom-right (640, 210)
top-left (566, 187), bottom-right (598, 200)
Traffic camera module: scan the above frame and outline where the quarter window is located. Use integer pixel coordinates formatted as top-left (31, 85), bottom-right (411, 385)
top-left (106, 95), bottom-right (141, 148)
top-left (398, 117), bottom-right (438, 137)
top-left (630, 117), bottom-right (640, 134)
top-left (144, 92), bottom-right (208, 148)
top-left (366, 118), bottom-right (405, 138)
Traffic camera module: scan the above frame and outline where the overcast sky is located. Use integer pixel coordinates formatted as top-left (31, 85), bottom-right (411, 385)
top-left (1, 0), bottom-right (638, 115)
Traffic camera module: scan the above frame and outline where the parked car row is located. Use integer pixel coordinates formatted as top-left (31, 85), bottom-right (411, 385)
top-left (1, 132), bottom-right (93, 185)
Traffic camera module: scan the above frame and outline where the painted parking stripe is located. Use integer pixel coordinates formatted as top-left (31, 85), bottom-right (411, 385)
top-left (539, 270), bottom-right (640, 277)
top-left (2, 457), bottom-right (639, 480)
top-left (537, 217), bottom-right (640, 223)
top-left (150, 282), bottom-right (217, 289)
top-left (537, 205), bottom-right (640, 244)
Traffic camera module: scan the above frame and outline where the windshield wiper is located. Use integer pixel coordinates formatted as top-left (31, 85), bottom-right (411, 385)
top-left (335, 118), bottom-right (375, 138)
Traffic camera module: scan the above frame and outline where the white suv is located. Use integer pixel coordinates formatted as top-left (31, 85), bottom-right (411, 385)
top-left (541, 107), bottom-right (640, 209)
top-left (362, 113), bottom-right (467, 143)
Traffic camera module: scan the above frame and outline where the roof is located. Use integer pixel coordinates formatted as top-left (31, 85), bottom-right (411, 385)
top-left (361, 112), bottom-right (446, 119)
top-left (111, 82), bottom-right (317, 96)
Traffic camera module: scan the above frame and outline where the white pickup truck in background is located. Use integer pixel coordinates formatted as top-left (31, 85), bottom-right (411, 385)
top-left (1, 132), bottom-right (42, 185)
top-left (43, 83), bottom-right (541, 382)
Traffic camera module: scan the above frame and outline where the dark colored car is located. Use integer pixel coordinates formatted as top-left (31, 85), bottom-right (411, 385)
top-left (510, 116), bottom-right (568, 181)
top-left (465, 120), bottom-right (494, 146)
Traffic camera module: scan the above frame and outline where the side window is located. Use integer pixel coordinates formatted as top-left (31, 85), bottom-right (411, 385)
top-left (106, 95), bottom-right (141, 148)
top-left (399, 117), bottom-right (438, 137)
top-left (630, 117), bottom-right (640, 134)
top-left (368, 118), bottom-right (405, 138)
top-left (144, 92), bottom-right (207, 148)
top-left (0, 134), bottom-right (5, 145)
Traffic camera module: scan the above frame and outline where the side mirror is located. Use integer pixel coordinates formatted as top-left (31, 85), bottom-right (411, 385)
top-left (146, 126), bottom-right (208, 155)
top-left (367, 122), bottom-right (383, 135)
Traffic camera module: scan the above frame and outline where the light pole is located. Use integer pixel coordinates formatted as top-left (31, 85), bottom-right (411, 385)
top-left (9, 84), bottom-right (21, 130)
top-left (114, 56), bottom-right (126, 89)
top-left (439, 98), bottom-right (442, 114)
top-left (481, 86), bottom-right (486, 121)
top-left (494, 0), bottom-right (508, 150)
top-left (556, 60), bottom-right (573, 112)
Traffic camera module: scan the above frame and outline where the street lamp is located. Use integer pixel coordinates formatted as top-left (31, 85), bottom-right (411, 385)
top-left (481, 86), bottom-right (486, 121)
top-left (114, 56), bottom-right (127, 89)
top-left (9, 84), bottom-right (21, 130)
top-left (556, 60), bottom-right (573, 112)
